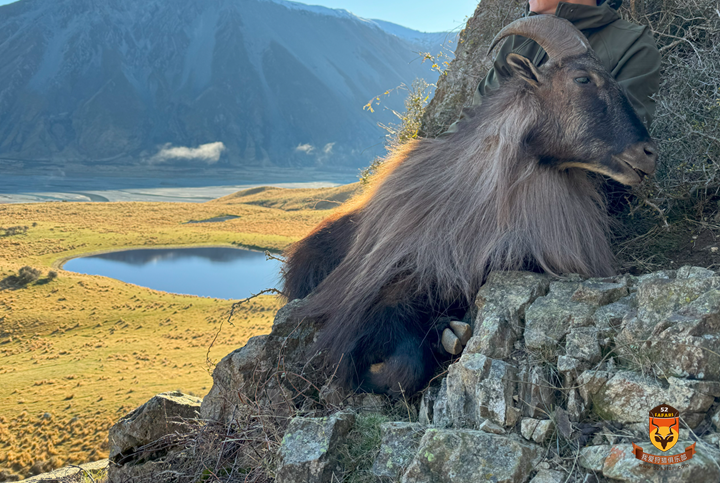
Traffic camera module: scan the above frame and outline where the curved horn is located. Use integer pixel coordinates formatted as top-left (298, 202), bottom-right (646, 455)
top-left (487, 15), bottom-right (591, 60)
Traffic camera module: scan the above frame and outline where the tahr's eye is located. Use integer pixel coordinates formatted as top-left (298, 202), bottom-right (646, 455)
top-left (574, 77), bottom-right (591, 84)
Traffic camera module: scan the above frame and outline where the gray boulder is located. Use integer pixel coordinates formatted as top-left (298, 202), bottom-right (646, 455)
top-left (372, 422), bottom-right (425, 479)
top-left (443, 352), bottom-right (520, 428)
top-left (22, 460), bottom-right (108, 483)
top-left (276, 412), bottom-right (356, 483)
top-left (565, 327), bottom-right (602, 364)
top-left (529, 469), bottom-right (566, 483)
top-left (616, 286), bottom-right (720, 381)
top-left (571, 278), bottom-right (630, 306)
top-left (517, 361), bottom-right (558, 419)
top-left (401, 429), bottom-right (543, 483)
top-left (524, 281), bottom-right (598, 357)
top-left (578, 371), bottom-right (720, 428)
top-left (579, 442), bottom-right (720, 482)
top-left (467, 271), bottom-right (549, 359)
top-left (109, 391), bottom-right (201, 463)
top-left (521, 418), bottom-right (555, 444)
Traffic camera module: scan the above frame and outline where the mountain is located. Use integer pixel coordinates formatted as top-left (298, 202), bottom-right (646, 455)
top-left (370, 19), bottom-right (454, 51)
top-left (0, 0), bottom-right (452, 175)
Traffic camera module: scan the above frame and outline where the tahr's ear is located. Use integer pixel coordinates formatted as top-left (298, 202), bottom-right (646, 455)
top-left (506, 53), bottom-right (541, 86)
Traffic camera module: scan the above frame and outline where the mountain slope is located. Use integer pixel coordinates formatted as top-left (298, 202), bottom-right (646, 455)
top-left (0, 0), bottom-right (451, 174)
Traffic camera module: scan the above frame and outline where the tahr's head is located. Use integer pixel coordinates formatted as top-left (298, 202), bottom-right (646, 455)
top-left (489, 15), bottom-right (657, 186)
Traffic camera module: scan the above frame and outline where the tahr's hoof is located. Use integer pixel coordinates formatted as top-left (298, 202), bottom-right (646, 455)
top-left (441, 320), bottom-right (473, 355)
top-left (442, 328), bottom-right (463, 355)
top-left (449, 320), bottom-right (472, 345)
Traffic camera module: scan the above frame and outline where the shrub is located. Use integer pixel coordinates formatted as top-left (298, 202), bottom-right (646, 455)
top-left (360, 79), bottom-right (434, 184)
top-left (0, 226), bottom-right (28, 237)
top-left (47, 271), bottom-right (58, 281)
top-left (622, 0), bottom-right (720, 219)
top-left (16, 266), bottom-right (41, 285)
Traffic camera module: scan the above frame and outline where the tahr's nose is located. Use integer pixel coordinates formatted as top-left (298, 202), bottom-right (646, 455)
top-left (641, 142), bottom-right (658, 174)
top-left (628, 141), bottom-right (657, 177)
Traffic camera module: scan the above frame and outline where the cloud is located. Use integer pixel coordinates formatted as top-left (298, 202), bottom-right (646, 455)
top-left (295, 143), bottom-right (315, 154)
top-left (151, 142), bottom-right (226, 164)
top-left (296, 142), bottom-right (336, 157)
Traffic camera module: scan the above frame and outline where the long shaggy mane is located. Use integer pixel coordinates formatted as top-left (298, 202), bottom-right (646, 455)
top-left (292, 77), bottom-right (616, 379)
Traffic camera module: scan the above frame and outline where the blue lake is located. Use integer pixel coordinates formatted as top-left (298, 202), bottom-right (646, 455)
top-left (63, 247), bottom-right (282, 299)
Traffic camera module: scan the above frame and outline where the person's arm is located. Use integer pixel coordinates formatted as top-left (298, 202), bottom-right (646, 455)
top-left (610, 27), bottom-right (661, 128)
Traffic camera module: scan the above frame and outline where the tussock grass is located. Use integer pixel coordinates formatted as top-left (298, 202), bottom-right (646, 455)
top-left (212, 183), bottom-right (361, 211)
top-left (0, 186), bottom-right (347, 479)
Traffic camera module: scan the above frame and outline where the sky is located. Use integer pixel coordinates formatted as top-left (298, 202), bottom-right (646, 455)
top-left (297, 0), bottom-right (478, 32)
top-left (0, 0), bottom-right (479, 32)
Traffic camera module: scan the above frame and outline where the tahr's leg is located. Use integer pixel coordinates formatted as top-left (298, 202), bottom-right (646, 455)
top-left (351, 304), bottom-right (472, 397)
top-left (357, 332), bottom-right (434, 397)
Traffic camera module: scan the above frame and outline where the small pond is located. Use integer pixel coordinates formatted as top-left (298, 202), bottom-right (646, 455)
top-left (63, 247), bottom-right (282, 299)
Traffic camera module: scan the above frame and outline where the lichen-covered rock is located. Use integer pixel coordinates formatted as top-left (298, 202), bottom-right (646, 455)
top-left (201, 299), bottom-right (324, 423)
top-left (572, 277), bottom-right (631, 306)
top-left (23, 460), bottom-right (108, 483)
top-left (430, 378), bottom-right (451, 427)
top-left (525, 281), bottom-right (598, 357)
top-left (565, 327), bottom-right (601, 364)
top-left (276, 412), bottom-right (355, 483)
top-left (443, 353), bottom-right (520, 428)
top-left (478, 419), bottom-right (505, 434)
top-left (521, 418), bottom-right (555, 444)
top-left (517, 361), bottom-right (557, 419)
top-left (704, 433), bottom-right (720, 448)
top-left (419, 384), bottom-right (442, 425)
top-left (579, 371), bottom-right (719, 428)
top-left (467, 271), bottom-right (549, 359)
top-left (109, 391), bottom-right (201, 463)
top-left (634, 269), bottom-right (720, 325)
top-left (529, 468), bottom-right (566, 483)
top-left (580, 443), bottom-right (720, 482)
top-left (592, 294), bottom-right (636, 340)
top-left (401, 429), bottom-right (543, 483)
top-left (578, 445), bottom-right (611, 472)
top-left (372, 422), bottom-right (425, 479)
top-left (557, 355), bottom-right (583, 374)
top-left (616, 286), bottom-right (720, 381)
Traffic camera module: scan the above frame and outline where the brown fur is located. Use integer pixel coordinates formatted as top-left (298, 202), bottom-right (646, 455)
top-left (282, 50), bottom-right (655, 395)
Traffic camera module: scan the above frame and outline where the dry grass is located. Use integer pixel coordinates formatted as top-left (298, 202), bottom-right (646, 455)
top-left (0, 185), bottom-right (354, 480)
top-left (212, 183), bottom-right (361, 211)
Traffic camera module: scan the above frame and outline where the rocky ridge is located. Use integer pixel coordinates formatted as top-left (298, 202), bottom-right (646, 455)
top-left (108, 266), bottom-right (720, 482)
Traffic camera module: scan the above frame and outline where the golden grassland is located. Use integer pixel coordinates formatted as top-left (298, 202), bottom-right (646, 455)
top-left (0, 183), bottom-right (360, 480)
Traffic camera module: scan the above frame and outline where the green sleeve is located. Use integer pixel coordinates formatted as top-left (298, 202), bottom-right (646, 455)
top-left (442, 36), bottom-right (532, 135)
top-left (610, 27), bottom-right (661, 127)
top-left (473, 36), bottom-right (527, 104)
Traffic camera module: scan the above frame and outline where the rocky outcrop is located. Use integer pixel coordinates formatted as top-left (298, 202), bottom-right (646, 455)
top-left (200, 298), bottom-right (326, 424)
top-left (109, 391), bottom-right (201, 464)
top-left (372, 422), bottom-right (425, 479)
top-left (107, 391), bottom-right (201, 483)
top-left (20, 460), bottom-right (108, 483)
top-left (579, 443), bottom-right (720, 482)
top-left (109, 266), bottom-right (720, 483)
top-left (401, 429), bottom-right (543, 483)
